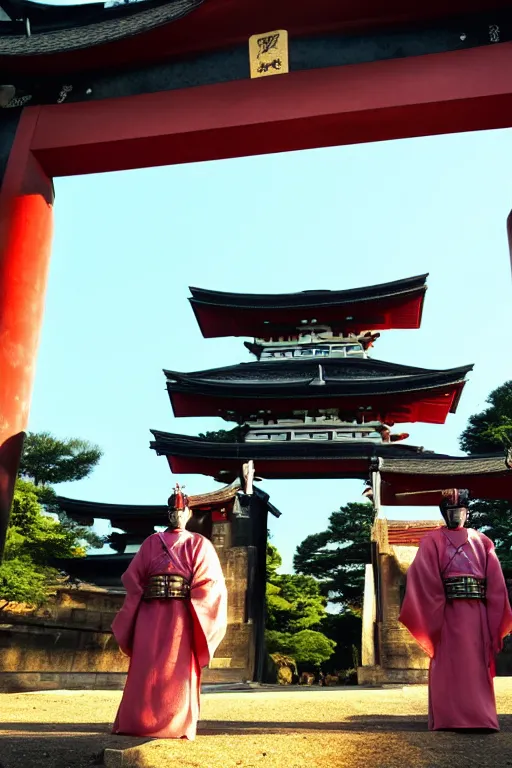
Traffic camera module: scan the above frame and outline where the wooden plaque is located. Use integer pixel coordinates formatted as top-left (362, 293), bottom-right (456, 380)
top-left (249, 30), bottom-right (289, 79)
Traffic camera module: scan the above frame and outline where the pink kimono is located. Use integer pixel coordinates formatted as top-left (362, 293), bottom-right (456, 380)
top-left (399, 527), bottom-right (512, 731)
top-left (111, 529), bottom-right (227, 739)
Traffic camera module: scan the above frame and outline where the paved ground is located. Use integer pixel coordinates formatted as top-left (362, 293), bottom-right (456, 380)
top-left (2, 680), bottom-right (512, 768)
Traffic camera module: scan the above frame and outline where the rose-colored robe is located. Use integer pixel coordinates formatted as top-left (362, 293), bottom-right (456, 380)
top-left (399, 527), bottom-right (512, 731)
top-left (111, 529), bottom-right (227, 739)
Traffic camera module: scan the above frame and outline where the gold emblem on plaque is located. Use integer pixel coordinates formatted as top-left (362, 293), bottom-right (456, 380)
top-left (249, 29), bottom-right (289, 79)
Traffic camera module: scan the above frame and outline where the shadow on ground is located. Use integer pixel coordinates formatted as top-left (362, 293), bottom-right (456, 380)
top-left (4, 714), bottom-right (512, 737)
top-left (3, 714), bottom-right (512, 767)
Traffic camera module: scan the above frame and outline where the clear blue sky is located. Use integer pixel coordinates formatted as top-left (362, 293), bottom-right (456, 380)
top-left (27, 128), bottom-right (512, 572)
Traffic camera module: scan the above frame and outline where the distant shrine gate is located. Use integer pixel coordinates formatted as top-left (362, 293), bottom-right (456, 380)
top-left (2, 1), bottom-right (512, 686)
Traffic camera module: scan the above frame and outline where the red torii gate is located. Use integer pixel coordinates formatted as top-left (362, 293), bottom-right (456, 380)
top-left (1, 0), bottom-right (512, 554)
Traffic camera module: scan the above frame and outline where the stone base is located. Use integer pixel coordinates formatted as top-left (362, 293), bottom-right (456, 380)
top-left (0, 667), bottom-right (254, 693)
top-left (0, 671), bottom-right (127, 693)
top-left (357, 666), bottom-right (428, 686)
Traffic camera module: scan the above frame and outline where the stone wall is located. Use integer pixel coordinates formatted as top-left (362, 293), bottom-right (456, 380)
top-left (358, 542), bottom-right (429, 686)
top-left (0, 517), bottom-right (262, 692)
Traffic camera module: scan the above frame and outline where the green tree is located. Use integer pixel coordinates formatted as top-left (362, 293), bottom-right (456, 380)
top-left (266, 543), bottom-right (327, 631)
top-left (265, 543), bottom-right (335, 668)
top-left (266, 629), bottom-right (336, 667)
top-left (267, 573), bottom-right (328, 633)
top-left (0, 479), bottom-right (87, 609)
top-left (286, 630), bottom-right (336, 667)
top-left (320, 611), bottom-right (362, 673)
top-left (18, 432), bottom-right (103, 550)
top-left (19, 432), bottom-right (102, 486)
top-left (457, 381), bottom-right (512, 567)
top-left (291, 502), bottom-right (373, 674)
top-left (468, 499), bottom-right (512, 569)
top-left (197, 426), bottom-right (247, 443)
top-left (459, 381), bottom-right (512, 454)
top-left (293, 501), bottom-right (373, 608)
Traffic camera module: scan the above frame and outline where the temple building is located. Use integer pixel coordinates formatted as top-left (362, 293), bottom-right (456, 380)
top-left (153, 274), bottom-right (472, 483)
top-left (147, 273), bottom-right (472, 681)
top-left (151, 275), bottom-right (512, 688)
top-left (10, 272), bottom-right (491, 691)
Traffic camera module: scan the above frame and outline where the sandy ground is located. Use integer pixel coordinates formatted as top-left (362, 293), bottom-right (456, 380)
top-left (2, 681), bottom-right (512, 768)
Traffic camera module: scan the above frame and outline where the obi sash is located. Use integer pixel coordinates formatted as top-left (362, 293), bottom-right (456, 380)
top-left (143, 573), bottom-right (191, 600)
top-left (444, 576), bottom-right (486, 600)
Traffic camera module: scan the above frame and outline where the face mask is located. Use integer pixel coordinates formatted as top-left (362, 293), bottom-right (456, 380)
top-left (444, 508), bottom-right (466, 529)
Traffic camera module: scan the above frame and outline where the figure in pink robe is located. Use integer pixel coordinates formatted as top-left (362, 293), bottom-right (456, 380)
top-left (111, 485), bottom-right (227, 739)
top-left (399, 488), bottom-right (512, 731)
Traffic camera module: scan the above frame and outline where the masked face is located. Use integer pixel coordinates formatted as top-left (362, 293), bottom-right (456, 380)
top-left (444, 507), bottom-right (468, 529)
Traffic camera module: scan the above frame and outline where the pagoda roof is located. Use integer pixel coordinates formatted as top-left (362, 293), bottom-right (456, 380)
top-left (379, 453), bottom-right (512, 503)
top-left (164, 358), bottom-right (472, 424)
top-left (56, 481), bottom-right (278, 530)
top-left (150, 430), bottom-right (434, 482)
top-left (189, 275), bottom-right (428, 338)
top-left (57, 497), bottom-right (167, 529)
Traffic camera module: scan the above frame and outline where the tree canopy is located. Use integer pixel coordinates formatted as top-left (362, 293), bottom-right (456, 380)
top-left (293, 501), bottom-right (373, 609)
top-left (457, 381), bottom-right (512, 567)
top-left (266, 543), bottom-right (329, 633)
top-left (265, 542), bottom-right (336, 668)
top-left (197, 426), bottom-right (246, 443)
top-left (0, 479), bottom-right (89, 609)
top-left (0, 431), bottom-right (105, 607)
top-left (19, 432), bottom-right (103, 487)
top-left (459, 380), bottom-right (512, 454)
top-left (468, 499), bottom-right (512, 569)
top-left (18, 432), bottom-right (103, 550)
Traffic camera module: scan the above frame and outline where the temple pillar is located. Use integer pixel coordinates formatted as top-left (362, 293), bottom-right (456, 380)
top-left (0, 107), bottom-right (54, 559)
top-left (361, 563), bottom-right (376, 667)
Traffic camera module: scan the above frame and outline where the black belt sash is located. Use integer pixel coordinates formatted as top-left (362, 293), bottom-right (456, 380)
top-left (143, 573), bottom-right (191, 600)
top-left (444, 576), bottom-right (486, 600)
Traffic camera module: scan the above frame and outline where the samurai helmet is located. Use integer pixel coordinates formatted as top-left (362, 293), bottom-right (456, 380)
top-left (439, 488), bottom-right (470, 529)
top-left (168, 483), bottom-right (189, 511)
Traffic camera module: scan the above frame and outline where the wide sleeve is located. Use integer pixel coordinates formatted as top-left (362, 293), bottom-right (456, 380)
top-left (485, 540), bottom-right (512, 657)
top-left (189, 536), bottom-right (228, 669)
top-left (111, 538), bottom-right (151, 657)
top-left (398, 533), bottom-right (445, 658)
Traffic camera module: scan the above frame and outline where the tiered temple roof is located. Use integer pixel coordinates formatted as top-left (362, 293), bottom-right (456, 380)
top-left (164, 359), bottom-right (472, 424)
top-left (189, 275), bottom-right (428, 338)
top-left (57, 481), bottom-right (256, 529)
top-left (151, 430), bottom-right (435, 481)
